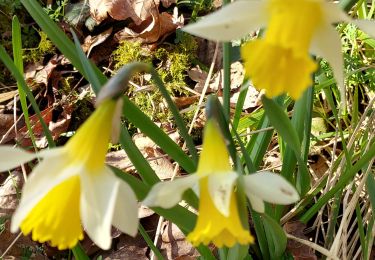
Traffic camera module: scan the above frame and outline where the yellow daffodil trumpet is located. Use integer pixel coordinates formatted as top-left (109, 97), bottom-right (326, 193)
top-left (183, 0), bottom-right (375, 103)
top-left (0, 99), bottom-right (138, 250)
top-left (143, 119), bottom-right (299, 247)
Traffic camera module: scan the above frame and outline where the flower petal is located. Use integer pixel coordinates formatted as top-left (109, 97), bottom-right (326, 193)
top-left (244, 172), bottom-right (299, 205)
top-left (208, 172), bottom-right (238, 217)
top-left (11, 148), bottom-right (76, 232)
top-left (351, 20), bottom-right (375, 39)
top-left (80, 167), bottom-right (119, 250)
top-left (183, 1), bottom-right (267, 42)
top-left (111, 178), bottom-right (139, 237)
top-left (0, 146), bottom-right (37, 172)
top-left (247, 193), bottom-right (265, 213)
top-left (323, 2), bottom-right (375, 38)
top-left (143, 174), bottom-right (199, 208)
top-left (321, 2), bottom-right (349, 24)
top-left (310, 24), bottom-right (345, 108)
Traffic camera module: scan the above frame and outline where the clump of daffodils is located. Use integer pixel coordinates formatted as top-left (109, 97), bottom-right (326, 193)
top-left (143, 119), bottom-right (299, 247)
top-left (0, 99), bottom-right (138, 250)
top-left (183, 0), bottom-right (375, 101)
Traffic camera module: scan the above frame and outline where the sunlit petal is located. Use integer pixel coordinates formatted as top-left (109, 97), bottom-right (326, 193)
top-left (351, 20), bottom-right (375, 38)
top-left (143, 174), bottom-right (199, 208)
top-left (111, 176), bottom-right (139, 237)
top-left (208, 172), bottom-right (238, 217)
top-left (247, 193), bottom-right (265, 213)
top-left (0, 146), bottom-right (37, 172)
top-left (244, 172), bottom-right (299, 204)
top-left (183, 1), bottom-right (267, 42)
top-left (80, 167), bottom-right (119, 250)
top-left (310, 24), bottom-right (345, 107)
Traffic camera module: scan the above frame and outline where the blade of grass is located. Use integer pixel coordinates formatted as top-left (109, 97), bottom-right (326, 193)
top-left (149, 68), bottom-right (198, 163)
top-left (300, 141), bottom-right (375, 223)
top-left (0, 45), bottom-right (54, 147)
top-left (12, 16), bottom-right (37, 148)
top-left (138, 224), bottom-right (165, 260)
top-left (232, 83), bottom-right (249, 131)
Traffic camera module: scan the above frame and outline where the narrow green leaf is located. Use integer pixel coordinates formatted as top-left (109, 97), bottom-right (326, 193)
top-left (72, 243), bottom-right (90, 260)
top-left (149, 68), bottom-right (198, 163)
top-left (0, 46), bottom-right (54, 147)
top-left (12, 16), bottom-right (37, 148)
top-left (262, 214), bottom-right (287, 259)
top-left (301, 142), bottom-right (375, 222)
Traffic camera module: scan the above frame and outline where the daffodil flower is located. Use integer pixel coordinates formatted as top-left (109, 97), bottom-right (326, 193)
top-left (143, 119), bottom-right (299, 247)
top-left (0, 99), bottom-right (138, 250)
top-left (183, 0), bottom-right (375, 101)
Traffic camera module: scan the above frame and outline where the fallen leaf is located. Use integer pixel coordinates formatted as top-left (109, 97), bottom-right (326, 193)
top-left (89, 0), bottom-right (160, 25)
top-left (284, 221), bottom-right (317, 260)
top-left (115, 9), bottom-right (183, 43)
top-left (81, 27), bottom-right (113, 57)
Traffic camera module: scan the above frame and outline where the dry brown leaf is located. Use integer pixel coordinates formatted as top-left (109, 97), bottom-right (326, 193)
top-left (133, 134), bottom-right (175, 180)
top-left (115, 9), bottom-right (183, 43)
top-left (89, 0), bottom-right (160, 25)
top-left (0, 172), bottom-right (44, 259)
top-left (284, 221), bottom-right (317, 260)
top-left (81, 27), bottom-right (113, 57)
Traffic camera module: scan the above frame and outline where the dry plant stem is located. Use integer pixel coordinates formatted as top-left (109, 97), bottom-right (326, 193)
top-left (0, 233), bottom-right (23, 258)
top-left (329, 131), bottom-right (375, 258)
top-left (150, 43), bottom-right (219, 260)
top-left (286, 233), bottom-right (339, 260)
top-left (282, 97), bottom-right (375, 224)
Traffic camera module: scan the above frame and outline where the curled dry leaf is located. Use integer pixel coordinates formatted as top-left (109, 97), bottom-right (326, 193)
top-left (89, 0), bottom-right (160, 25)
top-left (115, 9), bottom-right (183, 43)
top-left (81, 27), bottom-right (113, 57)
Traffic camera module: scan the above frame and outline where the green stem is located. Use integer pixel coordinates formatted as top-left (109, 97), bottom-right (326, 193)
top-left (223, 42), bottom-right (231, 119)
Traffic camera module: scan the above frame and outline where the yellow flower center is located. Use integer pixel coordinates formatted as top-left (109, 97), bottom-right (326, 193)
top-left (241, 0), bottom-right (323, 99)
top-left (187, 177), bottom-right (254, 247)
top-left (66, 99), bottom-right (117, 171)
top-left (20, 176), bottom-right (83, 250)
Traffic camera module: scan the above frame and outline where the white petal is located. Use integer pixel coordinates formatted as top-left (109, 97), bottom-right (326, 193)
top-left (208, 172), bottom-right (238, 217)
top-left (111, 179), bottom-right (139, 237)
top-left (183, 1), bottom-right (267, 42)
top-left (0, 146), bottom-right (37, 172)
top-left (247, 193), bottom-right (264, 213)
top-left (351, 20), bottom-right (375, 39)
top-left (244, 172), bottom-right (299, 205)
top-left (142, 174), bottom-right (199, 208)
top-left (322, 2), bottom-right (375, 48)
top-left (11, 148), bottom-right (76, 232)
top-left (321, 2), bottom-right (350, 24)
top-left (310, 24), bottom-right (345, 109)
top-left (80, 166), bottom-right (119, 250)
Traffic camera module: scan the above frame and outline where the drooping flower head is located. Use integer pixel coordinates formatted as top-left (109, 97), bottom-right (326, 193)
top-left (183, 0), bottom-right (375, 102)
top-left (143, 119), bottom-right (299, 247)
top-left (0, 99), bottom-right (138, 250)
top-left (187, 120), bottom-right (254, 247)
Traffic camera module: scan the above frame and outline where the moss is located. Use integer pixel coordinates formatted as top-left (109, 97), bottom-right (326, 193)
top-left (112, 33), bottom-right (197, 124)
top-left (23, 31), bottom-right (55, 63)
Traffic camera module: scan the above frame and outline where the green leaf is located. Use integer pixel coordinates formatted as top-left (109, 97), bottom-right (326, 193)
top-left (262, 214), bottom-right (287, 259)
